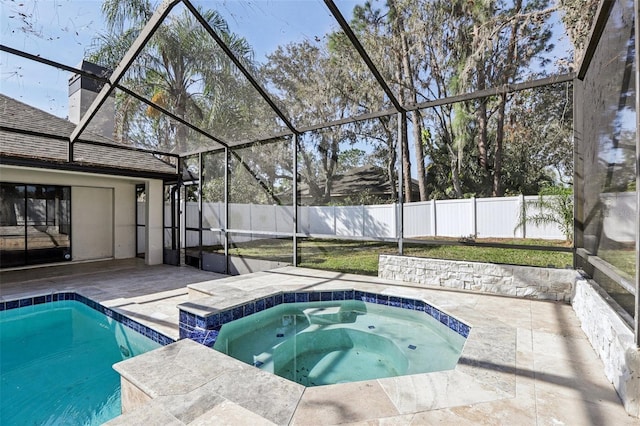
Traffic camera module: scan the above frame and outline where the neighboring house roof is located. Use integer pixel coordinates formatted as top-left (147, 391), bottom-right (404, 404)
top-left (0, 94), bottom-right (177, 179)
top-left (298, 165), bottom-right (419, 201)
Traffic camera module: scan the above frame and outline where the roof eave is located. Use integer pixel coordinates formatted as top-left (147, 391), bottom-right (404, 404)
top-left (0, 155), bottom-right (178, 181)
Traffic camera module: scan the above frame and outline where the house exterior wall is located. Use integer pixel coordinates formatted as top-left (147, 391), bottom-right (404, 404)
top-left (72, 186), bottom-right (114, 260)
top-left (0, 166), bottom-right (163, 265)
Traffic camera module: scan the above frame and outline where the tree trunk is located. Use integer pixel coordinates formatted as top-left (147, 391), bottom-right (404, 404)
top-left (492, 0), bottom-right (522, 197)
top-left (493, 93), bottom-right (507, 196)
top-left (398, 28), bottom-right (428, 201)
top-left (475, 66), bottom-right (491, 193)
top-left (379, 116), bottom-right (398, 202)
top-left (400, 112), bottom-right (412, 202)
top-left (447, 142), bottom-right (463, 198)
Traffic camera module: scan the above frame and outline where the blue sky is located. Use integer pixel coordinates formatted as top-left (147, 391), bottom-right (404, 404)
top-left (0, 0), bottom-right (343, 117)
top-left (1, 0), bottom-right (572, 123)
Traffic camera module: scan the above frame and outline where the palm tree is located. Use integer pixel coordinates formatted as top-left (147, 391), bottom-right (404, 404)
top-left (88, 0), bottom-right (255, 153)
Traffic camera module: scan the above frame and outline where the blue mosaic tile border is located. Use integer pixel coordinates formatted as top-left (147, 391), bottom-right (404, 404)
top-left (180, 290), bottom-right (471, 346)
top-left (1, 293), bottom-right (174, 347)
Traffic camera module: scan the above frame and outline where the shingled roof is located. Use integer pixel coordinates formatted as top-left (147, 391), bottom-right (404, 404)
top-left (0, 94), bottom-right (177, 179)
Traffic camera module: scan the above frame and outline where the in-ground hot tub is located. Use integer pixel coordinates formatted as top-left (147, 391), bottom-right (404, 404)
top-left (179, 290), bottom-right (471, 387)
top-left (213, 300), bottom-right (466, 386)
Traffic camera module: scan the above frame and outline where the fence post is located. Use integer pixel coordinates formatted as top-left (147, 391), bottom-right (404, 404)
top-left (519, 194), bottom-right (526, 239)
top-left (471, 197), bottom-right (477, 238)
top-left (431, 200), bottom-right (437, 237)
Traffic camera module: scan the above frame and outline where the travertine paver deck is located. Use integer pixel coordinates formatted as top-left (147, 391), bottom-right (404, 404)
top-left (0, 260), bottom-right (636, 425)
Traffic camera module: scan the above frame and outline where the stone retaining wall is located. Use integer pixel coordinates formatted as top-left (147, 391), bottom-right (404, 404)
top-left (572, 278), bottom-right (639, 417)
top-left (378, 255), bottom-right (578, 302)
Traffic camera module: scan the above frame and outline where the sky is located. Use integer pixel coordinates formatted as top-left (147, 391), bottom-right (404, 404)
top-left (0, 0), bottom-right (345, 117)
top-left (1, 0), bottom-right (573, 118)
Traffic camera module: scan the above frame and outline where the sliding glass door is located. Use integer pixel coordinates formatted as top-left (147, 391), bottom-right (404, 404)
top-left (0, 183), bottom-right (71, 268)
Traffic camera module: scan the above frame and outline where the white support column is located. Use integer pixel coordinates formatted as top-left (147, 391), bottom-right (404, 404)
top-left (145, 179), bottom-right (164, 265)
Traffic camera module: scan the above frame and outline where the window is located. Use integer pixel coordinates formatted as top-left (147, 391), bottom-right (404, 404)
top-left (0, 183), bottom-right (71, 268)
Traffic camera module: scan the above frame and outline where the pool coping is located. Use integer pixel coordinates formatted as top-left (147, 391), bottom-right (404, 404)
top-left (109, 269), bottom-right (518, 424)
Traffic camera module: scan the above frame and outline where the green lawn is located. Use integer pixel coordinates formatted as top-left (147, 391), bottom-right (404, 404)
top-left (216, 237), bottom-right (573, 276)
top-left (597, 249), bottom-right (636, 279)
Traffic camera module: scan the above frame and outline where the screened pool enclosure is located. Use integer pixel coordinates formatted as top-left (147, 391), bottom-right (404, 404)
top-left (0, 0), bottom-right (638, 344)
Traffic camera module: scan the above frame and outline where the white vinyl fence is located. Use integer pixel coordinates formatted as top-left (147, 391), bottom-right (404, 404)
top-left (163, 195), bottom-right (579, 248)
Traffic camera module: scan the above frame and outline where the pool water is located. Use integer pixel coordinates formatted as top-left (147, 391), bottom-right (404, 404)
top-left (212, 300), bottom-right (466, 386)
top-left (0, 300), bottom-right (161, 425)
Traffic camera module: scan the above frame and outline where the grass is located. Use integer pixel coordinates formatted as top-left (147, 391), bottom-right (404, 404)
top-left (597, 249), bottom-right (636, 279)
top-left (210, 237), bottom-right (573, 276)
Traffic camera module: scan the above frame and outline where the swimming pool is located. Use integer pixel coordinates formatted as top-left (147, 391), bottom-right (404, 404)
top-left (0, 298), bottom-right (164, 425)
top-left (212, 300), bottom-right (466, 386)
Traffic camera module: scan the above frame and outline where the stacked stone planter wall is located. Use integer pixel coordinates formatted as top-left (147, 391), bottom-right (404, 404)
top-left (572, 278), bottom-right (639, 417)
top-left (378, 255), bottom-right (578, 302)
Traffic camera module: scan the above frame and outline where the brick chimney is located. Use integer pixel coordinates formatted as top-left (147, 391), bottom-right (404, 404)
top-left (68, 61), bottom-right (115, 140)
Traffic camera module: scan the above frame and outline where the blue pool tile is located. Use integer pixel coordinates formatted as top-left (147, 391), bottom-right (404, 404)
top-left (254, 360), bottom-right (264, 367)
top-left (196, 316), bottom-right (206, 329)
top-left (320, 292), bottom-right (332, 301)
top-left (206, 313), bottom-right (221, 328)
top-left (158, 334), bottom-right (174, 346)
top-left (265, 295), bottom-right (275, 309)
top-left (295, 292), bottom-right (309, 303)
top-left (232, 306), bottom-right (243, 320)
top-left (188, 329), bottom-right (207, 345)
top-left (284, 293), bottom-right (295, 303)
top-left (424, 304), bottom-right (433, 316)
top-left (402, 298), bottom-right (415, 310)
top-left (185, 313), bottom-right (196, 327)
top-left (333, 291), bottom-right (345, 300)
top-left (449, 317), bottom-right (460, 332)
top-left (276, 333), bottom-right (284, 338)
top-left (439, 313), bottom-right (449, 327)
top-left (364, 293), bottom-right (377, 304)
top-left (0, 302), bottom-right (4, 311)
top-left (255, 299), bottom-right (266, 312)
top-left (220, 310), bottom-right (233, 325)
top-left (354, 290), bottom-right (365, 301)
top-left (45, 294), bottom-right (52, 303)
top-left (408, 344), bottom-right (417, 350)
top-left (389, 296), bottom-right (401, 308)
top-left (19, 298), bottom-right (33, 308)
top-left (377, 294), bottom-right (389, 306)
top-left (458, 323), bottom-right (470, 338)
top-left (432, 309), bottom-right (440, 321)
top-left (202, 330), bottom-right (218, 346)
top-left (344, 290), bottom-right (354, 300)
top-left (274, 294), bottom-right (283, 306)
top-left (414, 300), bottom-right (425, 312)
top-left (244, 302), bottom-right (256, 316)
top-left (309, 292), bottom-right (321, 302)
top-left (179, 324), bottom-right (194, 339)
top-left (179, 311), bottom-right (188, 324)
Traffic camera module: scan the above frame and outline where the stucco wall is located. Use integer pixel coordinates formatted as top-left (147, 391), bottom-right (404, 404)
top-left (72, 186), bottom-right (114, 260)
top-left (0, 166), bottom-right (160, 263)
